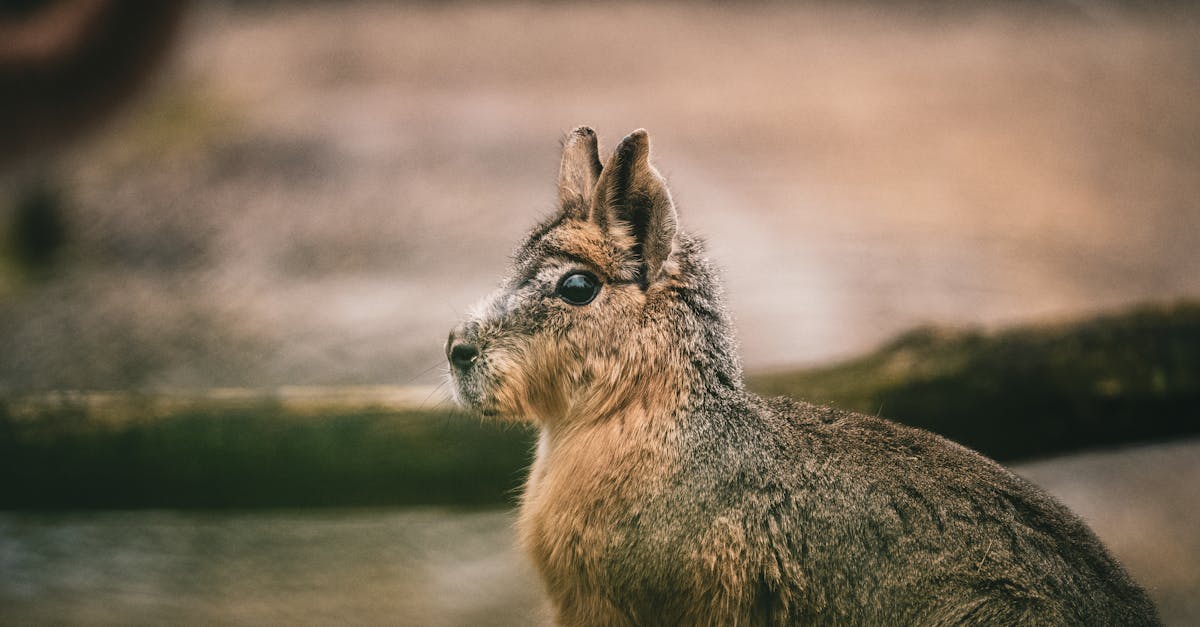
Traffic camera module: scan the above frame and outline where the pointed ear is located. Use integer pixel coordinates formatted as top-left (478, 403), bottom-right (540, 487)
top-left (557, 126), bottom-right (602, 219)
top-left (592, 129), bottom-right (678, 282)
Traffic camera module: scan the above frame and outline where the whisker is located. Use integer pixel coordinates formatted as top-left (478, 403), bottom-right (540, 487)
top-left (419, 380), bottom-right (450, 411)
top-left (401, 359), bottom-right (447, 387)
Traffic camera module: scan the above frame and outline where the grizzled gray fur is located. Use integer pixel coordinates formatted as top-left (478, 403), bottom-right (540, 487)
top-left (447, 127), bottom-right (1159, 626)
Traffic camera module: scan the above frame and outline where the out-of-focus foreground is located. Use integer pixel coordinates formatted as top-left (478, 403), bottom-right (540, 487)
top-left (2, 440), bottom-right (1196, 626)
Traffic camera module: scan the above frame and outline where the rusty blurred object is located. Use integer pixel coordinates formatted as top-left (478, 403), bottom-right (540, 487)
top-left (0, 0), bottom-right (190, 169)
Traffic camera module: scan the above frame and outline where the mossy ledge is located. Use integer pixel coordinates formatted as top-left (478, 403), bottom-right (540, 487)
top-left (2, 300), bottom-right (1197, 510)
top-left (752, 300), bottom-right (1200, 462)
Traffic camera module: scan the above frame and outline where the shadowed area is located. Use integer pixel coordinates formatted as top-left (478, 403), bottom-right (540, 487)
top-left (754, 301), bottom-right (1200, 461)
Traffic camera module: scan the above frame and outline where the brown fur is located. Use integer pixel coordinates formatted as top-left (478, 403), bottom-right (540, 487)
top-left (448, 127), bottom-right (1160, 626)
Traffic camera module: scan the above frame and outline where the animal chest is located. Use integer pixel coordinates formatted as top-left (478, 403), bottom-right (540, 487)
top-left (519, 443), bottom-right (700, 621)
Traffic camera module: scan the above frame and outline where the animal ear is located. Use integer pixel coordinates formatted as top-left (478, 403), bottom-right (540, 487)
top-left (557, 126), bottom-right (603, 219)
top-left (591, 129), bottom-right (678, 282)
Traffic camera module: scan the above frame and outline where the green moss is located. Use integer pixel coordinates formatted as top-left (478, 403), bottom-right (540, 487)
top-left (2, 301), bottom-right (1197, 510)
top-left (0, 403), bottom-right (535, 510)
top-left (749, 301), bottom-right (1200, 461)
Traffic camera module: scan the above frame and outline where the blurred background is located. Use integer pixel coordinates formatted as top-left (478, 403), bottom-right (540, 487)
top-left (1, 0), bottom-right (1198, 625)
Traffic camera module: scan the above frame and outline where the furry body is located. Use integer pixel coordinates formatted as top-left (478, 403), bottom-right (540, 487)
top-left (449, 128), bottom-right (1159, 625)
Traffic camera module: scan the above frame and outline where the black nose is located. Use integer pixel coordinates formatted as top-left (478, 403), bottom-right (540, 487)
top-left (449, 342), bottom-right (480, 371)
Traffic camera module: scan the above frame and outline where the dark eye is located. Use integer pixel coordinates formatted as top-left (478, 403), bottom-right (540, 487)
top-left (556, 272), bottom-right (600, 306)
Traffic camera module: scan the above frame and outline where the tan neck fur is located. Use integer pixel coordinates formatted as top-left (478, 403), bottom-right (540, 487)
top-left (518, 401), bottom-right (683, 625)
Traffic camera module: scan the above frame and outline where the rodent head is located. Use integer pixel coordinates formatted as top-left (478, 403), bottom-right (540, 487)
top-left (448, 127), bottom-right (742, 425)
